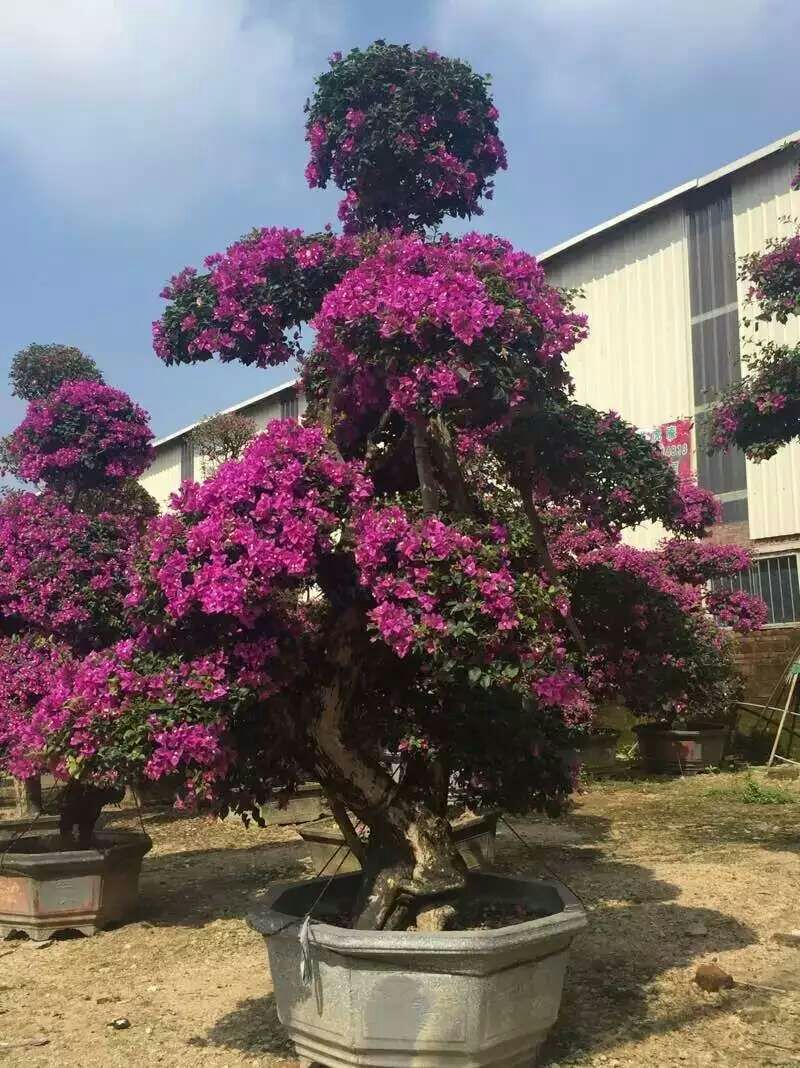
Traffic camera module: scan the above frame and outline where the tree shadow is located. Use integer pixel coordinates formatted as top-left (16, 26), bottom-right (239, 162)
top-left (191, 992), bottom-right (296, 1060)
top-left (541, 895), bottom-right (755, 1063)
top-left (493, 810), bottom-right (759, 1063)
top-left (136, 840), bottom-right (308, 928)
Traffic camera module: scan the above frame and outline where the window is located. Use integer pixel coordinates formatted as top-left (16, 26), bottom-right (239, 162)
top-left (687, 184), bottom-right (748, 523)
top-left (714, 553), bottom-right (800, 625)
top-left (181, 438), bottom-right (194, 482)
top-left (280, 392), bottom-right (300, 421)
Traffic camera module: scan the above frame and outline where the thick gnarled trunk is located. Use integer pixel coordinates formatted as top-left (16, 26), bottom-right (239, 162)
top-left (311, 611), bottom-right (466, 931)
top-left (58, 781), bottom-right (125, 847)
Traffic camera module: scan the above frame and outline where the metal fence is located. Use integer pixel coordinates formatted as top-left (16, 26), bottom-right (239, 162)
top-left (714, 553), bottom-right (800, 625)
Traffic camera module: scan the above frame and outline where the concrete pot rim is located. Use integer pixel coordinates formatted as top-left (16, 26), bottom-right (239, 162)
top-left (249, 870), bottom-right (586, 957)
top-left (0, 829), bottom-right (152, 878)
top-left (634, 724), bottom-right (728, 739)
top-left (574, 727), bottom-right (621, 745)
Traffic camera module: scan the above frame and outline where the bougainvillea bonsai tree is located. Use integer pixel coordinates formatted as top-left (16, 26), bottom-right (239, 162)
top-left (130, 42), bottom-right (768, 929)
top-left (0, 346), bottom-right (158, 841)
top-left (710, 155), bottom-right (800, 460)
top-left (4, 45), bottom-right (761, 926)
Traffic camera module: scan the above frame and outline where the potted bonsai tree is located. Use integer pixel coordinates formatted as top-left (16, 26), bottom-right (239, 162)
top-left (0, 345), bottom-right (157, 939)
top-left (555, 515), bottom-right (765, 775)
top-left (127, 42), bottom-right (764, 1065)
top-left (629, 539), bottom-right (763, 774)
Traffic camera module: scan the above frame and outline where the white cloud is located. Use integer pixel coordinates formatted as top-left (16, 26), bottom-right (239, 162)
top-left (433, 0), bottom-right (792, 114)
top-left (0, 1), bottom-right (342, 225)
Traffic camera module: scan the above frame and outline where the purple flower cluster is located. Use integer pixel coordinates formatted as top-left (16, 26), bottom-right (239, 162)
top-left (667, 482), bottom-right (722, 537)
top-left (135, 420), bottom-right (371, 628)
top-left (0, 636), bottom-right (74, 780)
top-left (5, 380), bottom-right (154, 490)
top-left (706, 588), bottom-right (768, 632)
top-left (311, 232), bottom-right (587, 428)
top-left (304, 43), bottom-right (507, 231)
top-left (709, 344), bottom-right (800, 461)
top-left (153, 228), bottom-right (362, 369)
top-left (2, 640), bottom-right (237, 801)
top-left (356, 506), bottom-right (530, 654)
top-left (741, 233), bottom-right (800, 324)
top-left (660, 540), bottom-right (751, 585)
top-left (0, 492), bottom-right (137, 648)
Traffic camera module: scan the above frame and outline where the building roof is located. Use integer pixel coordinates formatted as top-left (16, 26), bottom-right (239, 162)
top-left (538, 130), bottom-right (800, 262)
top-left (153, 377), bottom-right (298, 449)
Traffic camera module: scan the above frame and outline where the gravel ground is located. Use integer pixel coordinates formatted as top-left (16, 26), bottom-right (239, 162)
top-left (0, 771), bottom-right (798, 1067)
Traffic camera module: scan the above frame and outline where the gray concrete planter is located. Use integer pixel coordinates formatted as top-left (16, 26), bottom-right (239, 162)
top-left (299, 810), bottom-right (499, 876)
top-left (635, 725), bottom-right (728, 774)
top-left (249, 871), bottom-right (586, 1068)
top-left (261, 782), bottom-right (330, 826)
top-left (574, 729), bottom-right (621, 775)
top-left (0, 814), bottom-right (62, 844)
top-left (0, 830), bottom-right (151, 941)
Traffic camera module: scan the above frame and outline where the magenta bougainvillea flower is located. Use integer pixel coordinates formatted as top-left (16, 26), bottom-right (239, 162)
top-left (5, 380), bottom-right (154, 491)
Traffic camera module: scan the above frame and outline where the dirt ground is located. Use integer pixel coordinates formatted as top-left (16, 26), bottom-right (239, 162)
top-left (1, 772), bottom-right (799, 1067)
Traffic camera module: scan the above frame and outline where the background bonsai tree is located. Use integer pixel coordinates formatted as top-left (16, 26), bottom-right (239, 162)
top-left (188, 410), bottom-right (257, 478)
top-left (130, 42), bottom-right (763, 931)
top-left (0, 346), bottom-right (157, 841)
top-left (9, 342), bottom-right (104, 402)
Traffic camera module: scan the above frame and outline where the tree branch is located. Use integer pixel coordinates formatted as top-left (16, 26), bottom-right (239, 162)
top-left (517, 484), bottom-right (587, 656)
top-left (411, 413), bottom-right (440, 514)
top-left (428, 416), bottom-right (474, 517)
top-left (327, 794), bottom-right (367, 865)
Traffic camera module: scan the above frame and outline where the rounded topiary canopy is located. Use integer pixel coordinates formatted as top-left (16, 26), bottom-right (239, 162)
top-left (5, 380), bottom-right (154, 492)
top-left (305, 41), bottom-right (506, 232)
top-left (709, 160), bottom-right (800, 459)
top-left (9, 343), bottom-right (103, 402)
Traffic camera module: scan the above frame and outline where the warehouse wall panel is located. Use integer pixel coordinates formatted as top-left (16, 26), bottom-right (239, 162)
top-left (733, 156), bottom-right (800, 540)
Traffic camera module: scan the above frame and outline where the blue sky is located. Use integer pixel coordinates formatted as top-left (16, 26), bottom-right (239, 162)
top-left (1, 0), bottom-right (798, 440)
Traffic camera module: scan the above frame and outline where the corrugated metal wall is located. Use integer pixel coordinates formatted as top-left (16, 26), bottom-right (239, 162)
top-left (732, 156), bottom-right (800, 540)
top-left (545, 204), bottom-right (693, 548)
top-left (139, 440), bottom-right (182, 511)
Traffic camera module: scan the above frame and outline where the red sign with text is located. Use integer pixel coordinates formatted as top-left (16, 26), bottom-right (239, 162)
top-left (640, 419), bottom-right (693, 481)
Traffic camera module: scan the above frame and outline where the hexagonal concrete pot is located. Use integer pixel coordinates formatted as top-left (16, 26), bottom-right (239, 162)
top-left (249, 871), bottom-right (586, 1068)
top-left (261, 782), bottom-right (331, 826)
top-left (574, 729), bottom-right (621, 776)
top-left (0, 814), bottom-right (62, 844)
top-left (0, 830), bottom-right (152, 941)
top-left (635, 725), bottom-right (728, 774)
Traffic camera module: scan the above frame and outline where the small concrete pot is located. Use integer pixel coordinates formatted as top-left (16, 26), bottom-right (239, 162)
top-left (574, 729), bottom-right (621, 775)
top-left (0, 814), bottom-right (62, 844)
top-left (635, 725), bottom-right (728, 774)
top-left (249, 870), bottom-right (586, 1068)
top-left (0, 830), bottom-right (152, 941)
top-left (260, 782), bottom-right (331, 826)
top-left (298, 810), bottom-right (500, 876)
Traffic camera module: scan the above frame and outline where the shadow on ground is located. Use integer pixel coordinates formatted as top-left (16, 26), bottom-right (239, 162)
top-left (497, 807), bottom-right (759, 1063)
top-left (193, 993), bottom-right (295, 1060)
top-left (138, 841), bottom-right (307, 927)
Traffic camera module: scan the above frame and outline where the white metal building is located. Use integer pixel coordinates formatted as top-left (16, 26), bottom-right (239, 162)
top-left (140, 133), bottom-right (800, 623)
top-left (139, 379), bottom-right (303, 511)
top-left (540, 133), bottom-right (800, 625)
